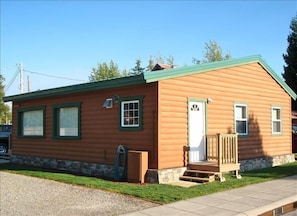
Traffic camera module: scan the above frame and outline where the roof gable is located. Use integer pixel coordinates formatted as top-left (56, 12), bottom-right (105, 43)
top-left (144, 55), bottom-right (296, 100)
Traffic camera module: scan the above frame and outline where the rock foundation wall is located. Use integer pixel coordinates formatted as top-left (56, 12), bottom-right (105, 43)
top-left (239, 154), bottom-right (295, 172)
top-left (10, 154), bottom-right (295, 184)
top-left (10, 155), bottom-right (114, 178)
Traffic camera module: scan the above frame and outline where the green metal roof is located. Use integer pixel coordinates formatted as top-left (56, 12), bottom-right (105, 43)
top-left (144, 55), bottom-right (296, 100)
top-left (3, 55), bottom-right (296, 102)
top-left (3, 74), bottom-right (146, 102)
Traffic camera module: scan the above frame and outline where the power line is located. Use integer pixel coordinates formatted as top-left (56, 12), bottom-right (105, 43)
top-left (23, 69), bottom-right (87, 82)
top-left (4, 65), bottom-right (88, 93)
top-left (4, 68), bottom-right (19, 92)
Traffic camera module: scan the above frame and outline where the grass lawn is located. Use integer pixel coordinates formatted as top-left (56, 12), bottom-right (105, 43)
top-left (1, 161), bottom-right (297, 204)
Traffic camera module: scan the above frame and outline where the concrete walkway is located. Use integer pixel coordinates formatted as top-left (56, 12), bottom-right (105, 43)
top-left (121, 175), bottom-right (297, 216)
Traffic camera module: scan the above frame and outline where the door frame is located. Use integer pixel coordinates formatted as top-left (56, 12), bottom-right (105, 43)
top-left (187, 97), bottom-right (208, 163)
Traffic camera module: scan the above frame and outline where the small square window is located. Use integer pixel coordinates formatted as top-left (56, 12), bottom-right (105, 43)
top-left (122, 100), bottom-right (139, 127)
top-left (119, 96), bottom-right (143, 131)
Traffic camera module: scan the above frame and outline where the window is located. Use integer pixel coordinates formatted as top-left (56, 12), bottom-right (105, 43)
top-left (53, 102), bottom-right (81, 139)
top-left (119, 96), bottom-right (143, 131)
top-left (17, 106), bottom-right (45, 137)
top-left (122, 100), bottom-right (139, 126)
top-left (272, 107), bottom-right (282, 134)
top-left (234, 103), bottom-right (248, 135)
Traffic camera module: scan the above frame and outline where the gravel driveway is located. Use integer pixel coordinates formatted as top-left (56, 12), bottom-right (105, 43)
top-left (0, 171), bottom-right (159, 216)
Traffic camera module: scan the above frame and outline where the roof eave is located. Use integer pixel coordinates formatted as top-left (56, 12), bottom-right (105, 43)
top-left (257, 59), bottom-right (297, 100)
top-left (3, 75), bottom-right (146, 102)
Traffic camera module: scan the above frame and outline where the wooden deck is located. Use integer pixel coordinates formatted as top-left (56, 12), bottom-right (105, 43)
top-left (181, 133), bottom-right (241, 183)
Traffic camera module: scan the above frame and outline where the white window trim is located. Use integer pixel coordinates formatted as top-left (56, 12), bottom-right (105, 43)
top-left (271, 106), bottom-right (282, 135)
top-left (121, 100), bottom-right (139, 127)
top-left (234, 103), bottom-right (248, 136)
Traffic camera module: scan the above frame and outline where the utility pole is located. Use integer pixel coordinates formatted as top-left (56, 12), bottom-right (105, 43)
top-left (19, 63), bottom-right (24, 93)
top-left (27, 75), bottom-right (30, 92)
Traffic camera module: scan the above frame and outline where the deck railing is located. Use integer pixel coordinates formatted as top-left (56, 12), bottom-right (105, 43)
top-left (206, 133), bottom-right (238, 166)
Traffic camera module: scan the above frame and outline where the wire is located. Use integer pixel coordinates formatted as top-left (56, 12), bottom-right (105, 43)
top-left (4, 68), bottom-right (19, 92)
top-left (4, 66), bottom-right (87, 93)
top-left (23, 69), bottom-right (87, 82)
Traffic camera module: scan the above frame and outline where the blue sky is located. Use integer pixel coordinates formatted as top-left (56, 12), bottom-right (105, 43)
top-left (1, 0), bottom-right (296, 97)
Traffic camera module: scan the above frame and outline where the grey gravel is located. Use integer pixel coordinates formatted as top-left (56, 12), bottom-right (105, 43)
top-left (0, 171), bottom-right (159, 216)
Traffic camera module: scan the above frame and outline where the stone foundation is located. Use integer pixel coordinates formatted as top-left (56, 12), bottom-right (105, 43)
top-left (9, 153), bottom-right (295, 184)
top-left (10, 155), bottom-right (114, 179)
top-left (145, 154), bottom-right (296, 184)
top-left (239, 154), bottom-right (295, 172)
top-left (145, 167), bottom-right (187, 184)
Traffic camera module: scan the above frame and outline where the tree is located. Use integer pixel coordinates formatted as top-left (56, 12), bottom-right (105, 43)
top-left (89, 60), bottom-right (121, 81)
top-left (131, 59), bottom-right (145, 75)
top-left (121, 68), bottom-right (129, 77)
top-left (146, 56), bottom-right (155, 71)
top-left (282, 14), bottom-right (297, 110)
top-left (155, 55), bottom-right (164, 64)
top-left (167, 55), bottom-right (175, 67)
top-left (0, 75), bottom-right (11, 124)
top-left (145, 54), bottom-right (176, 71)
top-left (193, 40), bottom-right (232, 64)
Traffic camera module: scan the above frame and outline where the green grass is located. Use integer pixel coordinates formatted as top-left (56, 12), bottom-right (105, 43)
top-left (1, 161), bottom-right (297, 204)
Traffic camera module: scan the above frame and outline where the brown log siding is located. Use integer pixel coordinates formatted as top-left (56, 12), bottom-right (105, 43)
top-left (10, 62), bottom-right (292, 170)
top-left (11, 83), bottom-right (159, 169)
top-left (158, 63), bottom-right (291, 169)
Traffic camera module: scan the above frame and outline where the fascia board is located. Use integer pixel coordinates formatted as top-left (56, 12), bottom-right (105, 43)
top-left (258, 58), bottom-right (297, 100)
top-left (3, 75), bottom-right (146, 102)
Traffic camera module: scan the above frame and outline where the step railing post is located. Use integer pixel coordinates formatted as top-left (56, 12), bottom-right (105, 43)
top-left (234, 133), bottom-right (238, 164)
top-left (217, 133), bottom-right (222, 167)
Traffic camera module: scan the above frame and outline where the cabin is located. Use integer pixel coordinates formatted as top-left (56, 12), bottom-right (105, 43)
top-left (3, 55), bottom-right (296, 183)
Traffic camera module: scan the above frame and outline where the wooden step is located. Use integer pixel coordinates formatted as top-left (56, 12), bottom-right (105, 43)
top-left (184, 170), bottom-right (218, 175)
top-left (180, 169), bottom-right (217, 183)
top-left (179, 175), bottom-right (210, 183)
top-left (184, 170), bottom-right (216, 179)
top-left (188, 163), bottom-right (219, 172)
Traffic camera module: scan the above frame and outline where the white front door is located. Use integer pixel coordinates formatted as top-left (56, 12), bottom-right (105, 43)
top-left (188, 100), bottom-right (206, 163)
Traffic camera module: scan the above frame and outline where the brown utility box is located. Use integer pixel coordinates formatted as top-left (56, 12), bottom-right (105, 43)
top-left (127, 151), bottom-right (148, 183)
